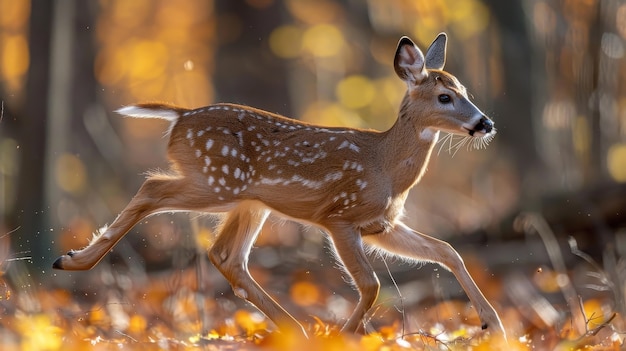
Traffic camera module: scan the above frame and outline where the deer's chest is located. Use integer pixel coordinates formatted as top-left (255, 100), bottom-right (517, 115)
top-left (337, 186), bottom-right (409, 235)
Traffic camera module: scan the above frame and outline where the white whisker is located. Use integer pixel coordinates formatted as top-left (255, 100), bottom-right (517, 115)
top-left (451, 136), bottom-right (469, 157)
top-left (435, 129), bottom-right (495, 156)
top-left (436, 133), bottom-right (454, 155)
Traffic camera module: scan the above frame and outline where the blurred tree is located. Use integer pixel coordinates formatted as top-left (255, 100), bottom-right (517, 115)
top-left (45, 0), bottom-right (103, 261)
top-left (530, 0), bottom-right (613, 189)
top-left (214, 0), bottom-right (293, 116)
top-left (8, 0), bottom-right (53, 272)
top-left (482, 0), bottom-right (540, 198)
top-left (7, 0), bottom-right (101, 274)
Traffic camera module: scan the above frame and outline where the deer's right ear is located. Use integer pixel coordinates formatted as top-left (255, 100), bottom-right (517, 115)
top-left (394, 36), bottom-right (427, 86)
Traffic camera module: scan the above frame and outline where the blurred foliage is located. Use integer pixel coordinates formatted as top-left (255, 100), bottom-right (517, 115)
top-left (94, 0), bottom-right (215, 107)
top-left (0, 0), bottom-right (29, 99)
top-left (1, 0), bottom-right (626, 350)
top-left (0, 261), bottom-right (623, 349)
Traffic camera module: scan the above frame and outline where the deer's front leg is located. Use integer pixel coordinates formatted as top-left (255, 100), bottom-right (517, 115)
top-left (326, 225), bottom-right (380, 333)
top-left (363, 222), bottom-right (506, 339)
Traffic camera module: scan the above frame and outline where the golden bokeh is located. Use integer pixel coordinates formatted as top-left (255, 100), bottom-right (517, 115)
top-left (126, 40), bottom-right (169, 81)
top-left (0, 0), bottom-right (30, 29)
top-left (302, 24), bottom-right (345, 58)
top-left (54, 153), bottom-right (87, 195)
top-left (289, 281), bottom-right (320, 307)
top-left (0, 0), bottom-right (30, 97)
top-left (0, 35), bottom-right (29, 82)
top-left (286, 0), bottom-right (341, 25)
top-left (607, 142), bottom-right (626, 182)
top-left (336, 75), bottom-right (376, 109)
top-left (94, 0), bottom-right (215, 106)
top-left (269, 25), bottom-right (303, 59)
top-left (301, 101), bottom-right (362, 128)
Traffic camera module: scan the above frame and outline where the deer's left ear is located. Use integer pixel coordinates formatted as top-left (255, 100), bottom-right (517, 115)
top-left (394, 36), bottom-right (427, 85)
top-left (425, 33), bottom-right (447, 70)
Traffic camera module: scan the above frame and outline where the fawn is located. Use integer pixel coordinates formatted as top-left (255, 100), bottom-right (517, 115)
top-left (53, 33), bottom-right (505, 338)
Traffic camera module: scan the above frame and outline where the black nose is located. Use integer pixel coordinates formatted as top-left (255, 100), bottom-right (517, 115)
top-left (469, 116), bottom-right (493, 136)
top-left (479, 116), bottom-right (493, 133)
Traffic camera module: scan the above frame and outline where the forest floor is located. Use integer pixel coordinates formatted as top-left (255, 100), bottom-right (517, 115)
top-left (0, 216), bottom-right (625, 350)
top-left (0, 261), bottom-right (623, 350)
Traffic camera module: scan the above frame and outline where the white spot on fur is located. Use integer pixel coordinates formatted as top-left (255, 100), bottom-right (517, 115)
top-left (356, 179), bottom-right (368, 190)
top-left (342, 161), bottom-right (363, 172)
top-left (324, 171), bottom-right (343, 182)
top-left (206, 139), bottom-right (214, 150)
top-left (259, 177), bottom-right (286, 186)
top-left (337, 140), bottom-right (360, 152)
top-left (420, 128), bottom-right (439, 141)
top-left (291, 175), bottom-right (322, 189)
top-left (236, 132), bottom-right (244, 146)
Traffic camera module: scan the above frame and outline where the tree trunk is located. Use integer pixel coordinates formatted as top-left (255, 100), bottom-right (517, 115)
top-left (213, 0), bottom-right (292, 116)
top-left (9, 0), bottom-right (54, 273)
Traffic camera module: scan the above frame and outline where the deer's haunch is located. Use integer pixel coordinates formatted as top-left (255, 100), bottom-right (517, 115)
top-left (53, 33), bottom-right (505, 339)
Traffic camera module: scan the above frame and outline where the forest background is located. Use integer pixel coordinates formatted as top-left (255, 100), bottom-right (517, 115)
top-left (1, 0), bottom-right (626, 350)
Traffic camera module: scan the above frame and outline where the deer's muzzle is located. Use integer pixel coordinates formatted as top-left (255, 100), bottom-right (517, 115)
top-left (468, 116), bottom-right (494, 136)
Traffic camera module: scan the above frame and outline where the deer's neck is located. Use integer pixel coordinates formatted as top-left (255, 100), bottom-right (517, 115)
top-left (381, 118), bottom-right (439, 194)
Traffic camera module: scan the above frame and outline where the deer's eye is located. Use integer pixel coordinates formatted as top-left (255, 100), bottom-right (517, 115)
top-left (438, 94), bottom-right (451, 104)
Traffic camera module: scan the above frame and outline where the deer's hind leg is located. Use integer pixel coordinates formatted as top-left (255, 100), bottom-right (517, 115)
top-left (53, 175), bottom-right (222, 271)
top-left (208, 201), bottom-right (308, 337)
top-left (324, 225), bottom-right (380, 333)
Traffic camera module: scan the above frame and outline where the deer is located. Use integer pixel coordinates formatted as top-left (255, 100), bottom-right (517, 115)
top-left (53, 33), bottom-right (505, 339)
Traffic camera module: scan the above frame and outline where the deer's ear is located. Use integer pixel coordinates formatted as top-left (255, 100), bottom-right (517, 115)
top-left (425, 33), bottom-right (447, 70)
top-left (394, 36), bottom-right (427, 85)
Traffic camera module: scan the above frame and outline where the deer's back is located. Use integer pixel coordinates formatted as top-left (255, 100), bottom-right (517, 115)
top-left (165, 104), bottom-right (397, 225)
